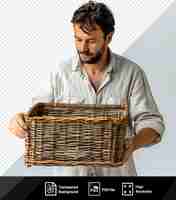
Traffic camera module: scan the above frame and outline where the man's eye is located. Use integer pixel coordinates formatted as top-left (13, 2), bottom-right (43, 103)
top-left (75, 38), bottom-right (82, 42)
top-left (89, 40), bottom-right (96, 43)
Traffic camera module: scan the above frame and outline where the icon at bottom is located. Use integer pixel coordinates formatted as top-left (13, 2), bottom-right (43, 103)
top-left (88, 182), bottom-right (101, 196)
top-left (122, 182), bottom-right (134, 196)
top-left (45, 181), bottom-right (57, 196)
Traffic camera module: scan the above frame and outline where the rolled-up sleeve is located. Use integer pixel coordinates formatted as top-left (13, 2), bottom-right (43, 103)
top-left (129, 67), bottom-right (165, 138)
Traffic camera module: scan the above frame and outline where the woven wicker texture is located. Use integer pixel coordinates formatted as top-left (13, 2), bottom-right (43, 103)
top-left (24, 102), bottom-right (128, 167)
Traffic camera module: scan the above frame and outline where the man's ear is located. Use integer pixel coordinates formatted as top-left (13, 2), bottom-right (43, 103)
top-left (106, 32), bottom-right (114, 44)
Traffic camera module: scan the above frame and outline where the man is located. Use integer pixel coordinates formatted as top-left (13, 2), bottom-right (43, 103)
top-left (8, 1), bottom-right (165, 176)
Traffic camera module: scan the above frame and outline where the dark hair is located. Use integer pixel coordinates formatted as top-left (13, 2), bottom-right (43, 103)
top-left (71, 1), bottom-right (115, 38)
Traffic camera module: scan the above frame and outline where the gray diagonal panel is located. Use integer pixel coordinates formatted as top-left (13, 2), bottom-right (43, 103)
top-left (3, 156), bottom-right (64, 176)
top-left (123, 1), bottom-right (176, 175)
top-left (0, 177), bottom-right (24, 199)
top-left (4, 1), bottom-right (176, 176)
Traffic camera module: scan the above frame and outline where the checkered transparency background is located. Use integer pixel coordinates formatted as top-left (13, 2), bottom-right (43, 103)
top-left (0, 0), bottom-right (175, 175)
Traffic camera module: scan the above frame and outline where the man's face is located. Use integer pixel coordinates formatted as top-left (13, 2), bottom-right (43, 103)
top-left (73, 23), bottom-right (110, 64)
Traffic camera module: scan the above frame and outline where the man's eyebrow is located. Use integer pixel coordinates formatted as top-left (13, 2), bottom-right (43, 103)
top-left (74, 35), bottom-right (81, 39)
top-left (74, 35), bottom-right (96, 40)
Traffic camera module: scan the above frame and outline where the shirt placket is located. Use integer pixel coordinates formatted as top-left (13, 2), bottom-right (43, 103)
top-left (83, 72), bottom-right (112, 105)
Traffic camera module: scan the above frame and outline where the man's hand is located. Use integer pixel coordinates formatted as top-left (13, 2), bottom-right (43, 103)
top-left (8, 113), bottom-right (28, 139)
top-left (121, 137), bottom-right (135, 165)
top-left (120, 128), bottom-right (161, 165)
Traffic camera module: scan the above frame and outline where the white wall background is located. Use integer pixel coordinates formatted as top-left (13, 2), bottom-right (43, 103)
top-left (0, 0), bottom-right (175, 176)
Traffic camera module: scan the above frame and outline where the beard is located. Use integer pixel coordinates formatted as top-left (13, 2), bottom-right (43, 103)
top-left (77, 47), bottom-right (104, 64)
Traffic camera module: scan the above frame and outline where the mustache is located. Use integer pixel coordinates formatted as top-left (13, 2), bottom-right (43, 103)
top-left (78, 51), bottom-right (93, 56)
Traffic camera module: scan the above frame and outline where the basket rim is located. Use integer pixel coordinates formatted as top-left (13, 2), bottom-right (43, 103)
top-left (33, 102), bottom-right (128, 108)
top-left (25, 115), bottom-right (129, 124)
top-left (27, 159), bottom-right (124, 167)
top-left (28, 102), bottom-right (128, 113)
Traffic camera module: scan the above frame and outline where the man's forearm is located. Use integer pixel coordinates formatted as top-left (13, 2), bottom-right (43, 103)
top-left (133, 128), bottom-right (161, 151)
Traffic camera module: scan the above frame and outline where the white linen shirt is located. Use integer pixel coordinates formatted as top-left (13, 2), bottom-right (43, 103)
top-left (32, 50), bottom-right (165, 176)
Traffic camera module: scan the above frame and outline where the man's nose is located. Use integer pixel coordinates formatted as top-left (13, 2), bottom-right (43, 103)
top-left (80, 41), bottom-right (88, 52)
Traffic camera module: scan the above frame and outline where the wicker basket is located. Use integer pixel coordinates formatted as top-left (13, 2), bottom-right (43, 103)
top-left (24, 102), bottom-right (128, 167)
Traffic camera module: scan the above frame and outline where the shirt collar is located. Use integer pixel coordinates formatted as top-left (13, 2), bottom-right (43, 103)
top-left (71, 48), bottom-right (116, 74)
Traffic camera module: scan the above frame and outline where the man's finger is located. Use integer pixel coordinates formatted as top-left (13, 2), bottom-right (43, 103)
top-left (16, 113), bottom-right (28, 130)
top-left (9, 126), bottom-right (27, 139)
top-left (122, 149), bottom-right (131, 164)
top-left (122, 138), bottom-right (135, 164)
